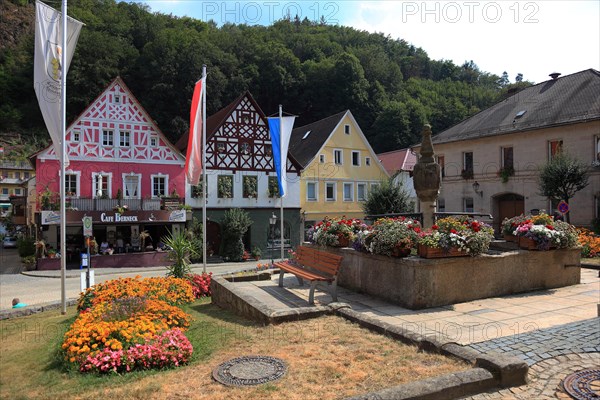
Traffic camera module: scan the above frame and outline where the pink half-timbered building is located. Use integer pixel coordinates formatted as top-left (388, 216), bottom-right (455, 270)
top-left (32, 77), bottom-right (187, 261)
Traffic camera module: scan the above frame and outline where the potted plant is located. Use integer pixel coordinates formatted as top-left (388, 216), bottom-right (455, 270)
top-left (498, 166), bottom-right (515, 183)
top-left (501, 215), bottom-right (528, 242)
top-left (218, 176), bottom-right (233, 198)
top-left (251, 246), bottom-right (262, 260)
top-left (417, 216), bottom-right (494, 258)
top-left (511, 213), bottom-right (578, 251)
top-left (310, 217), bottom-right (361, 248)
top-left (361, 217), bottom-right (421, 257)
top-left (113, 204), bottom-right (129, 214)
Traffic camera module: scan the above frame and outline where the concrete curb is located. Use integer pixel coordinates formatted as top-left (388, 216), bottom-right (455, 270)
top-left (0, 298), bottom-right (79, 320)
top-left (335, 308), bottom-right (529, 399)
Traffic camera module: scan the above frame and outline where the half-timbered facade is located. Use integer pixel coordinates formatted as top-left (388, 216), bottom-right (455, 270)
top-left (177, 92), bottom-right (303, 257)
top-left (32, 77), bottom-right (187, 258)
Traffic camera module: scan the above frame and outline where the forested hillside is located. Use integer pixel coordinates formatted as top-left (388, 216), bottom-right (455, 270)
top-left (0, 0), bottom-right (529, 154)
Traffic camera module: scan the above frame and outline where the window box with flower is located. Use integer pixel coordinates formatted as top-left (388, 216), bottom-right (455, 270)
top-left (417, 216), bottom-right (494, 258)
top-left (309, 217), bottom-right (362, 248)
top-left (511, 213), bottom-right (578, 251)
top-left (359, 217), bottom-right (421, 257)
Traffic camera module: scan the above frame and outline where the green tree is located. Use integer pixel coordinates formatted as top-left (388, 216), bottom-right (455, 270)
top-left (538, 153), bottom-right (589, 223)
top-left (220, 208), bottom-right (252, 262)
top-left (362, 179), bottom-right (411, 216)
top-left (162, 230), bottom-right (197, 278)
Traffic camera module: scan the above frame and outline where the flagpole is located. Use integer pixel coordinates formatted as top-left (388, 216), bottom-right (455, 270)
top-left (279, 104), bottom-right (284, 261)
top-left (60, 0), bottom-right (68, 315)
top-left (201, 65), bottom-right (207, 274)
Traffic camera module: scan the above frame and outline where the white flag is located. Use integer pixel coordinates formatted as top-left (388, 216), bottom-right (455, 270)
top-left (34, 1), bottom-right (83, 166)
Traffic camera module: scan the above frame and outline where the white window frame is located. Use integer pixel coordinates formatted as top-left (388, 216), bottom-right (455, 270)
top-left (344, 124), bottom-right (350, 135)
top-left (92, 172), bottom-right (112, 198)
top-left (65, 170), bottom-right (81, 197)
top-left (119, 131), bottom-right (131, 147)
top-left (352, 151), bottom-right (361, 167)
top-left (1, 188), bottom-right (8, 195)
top-left (150, 136), bottom-right (158, 147)
top-left (370, 182), bottom-right (380, 191)
top-left (436, 155), bottom-right (445, 178)
top-left (102, 130), bottom-right (114, 147)
top-left (319, 154), bottom-right (325, 163)
top-left (464, 197), bottom-right (474, 213)
top-left (151, 174), bottom-right (169, 198)
top-left (548, 139), bottom-right (563, 160)
top-left (306, 181), bottom-right (317, 201)
top-left (114, 94), bottom-right (120, 104)
top-left (14, 188), bottom-right (22, 196)
top-left (122, 173), bottom-right (142, 199)
top-left (343, 182), bottom-right (354, 202)
top-left (501, 146), bottom-right (513, 169)
top-left (357, 183), bottom-right (367, 201)
top-left (334, 149), bottom-right (343, 165)
top-left (72, 130), bottom-right (80, 142)
top-left (365, 157), bottom-right (371, 166)
top-left (325, 182), bottom-right (336, 201)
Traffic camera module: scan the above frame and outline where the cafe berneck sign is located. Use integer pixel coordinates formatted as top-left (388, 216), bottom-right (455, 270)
top-left (41, 210), bottom-right (187, 225)
top-left (101, 212), bottom-right (138, 222)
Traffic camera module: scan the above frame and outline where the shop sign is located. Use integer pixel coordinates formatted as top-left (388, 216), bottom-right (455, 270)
top-left (168, 210), bottom-right (186, 222)
top-left (82, 216), bottom-right (93, 236)
top-left (41, 210), bottom-right (61, 225)
top-left (100, 212), bottom-right (139, 223)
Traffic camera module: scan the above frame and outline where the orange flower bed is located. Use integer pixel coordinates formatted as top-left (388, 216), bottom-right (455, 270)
top-left (65, 277), bottom-right (195, 368)
top-left (77, 276), bottom-right (194, 311)
top-left (578, 228), bottom-right (600, 257)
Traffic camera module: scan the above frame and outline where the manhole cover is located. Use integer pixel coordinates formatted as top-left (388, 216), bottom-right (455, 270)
top-left (562, 369), bottom-right (600, 399)
top-left (212, 355), bottom-right (287, 387)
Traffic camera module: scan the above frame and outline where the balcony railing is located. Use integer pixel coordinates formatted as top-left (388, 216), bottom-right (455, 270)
top-left (40, 197), bottom-right (184, 211)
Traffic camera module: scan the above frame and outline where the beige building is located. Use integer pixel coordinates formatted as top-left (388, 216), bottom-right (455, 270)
top-left (414, 69), bottom-right (600, 231)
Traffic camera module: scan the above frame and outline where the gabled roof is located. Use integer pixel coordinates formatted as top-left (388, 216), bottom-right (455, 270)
top-left (31, 77), bottom-right (184, 164)
top-left (432, 69), bottom-right (600, 144)
top-left (377, 148), bottom-right (417, 175)
top-left (175, 91), bottom-right (250, 152)
top-left (175, 91), bottom-right (303, 170)
top-left (288, 110), bottom-right (348, 167)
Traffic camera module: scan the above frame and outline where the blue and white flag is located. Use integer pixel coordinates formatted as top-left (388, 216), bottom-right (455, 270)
top-left (268, 116), bottom-right (296, 197)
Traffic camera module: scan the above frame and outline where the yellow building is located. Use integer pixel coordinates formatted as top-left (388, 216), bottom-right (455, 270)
top-left (289, 110), bottom-right (389, 234)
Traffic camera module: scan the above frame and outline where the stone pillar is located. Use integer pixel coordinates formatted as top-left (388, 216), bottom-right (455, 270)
top-left (413, 124), bottom-right (441, 229)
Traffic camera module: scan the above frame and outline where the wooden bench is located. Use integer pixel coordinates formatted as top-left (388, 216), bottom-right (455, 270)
top-left (274, 246), bottom-right (343, 305)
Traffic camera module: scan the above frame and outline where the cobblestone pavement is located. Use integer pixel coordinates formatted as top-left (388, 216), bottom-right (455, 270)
top-left (467, 318), bottom-right (600, 365)
top-left (462, 352), bottom-right (600, 399)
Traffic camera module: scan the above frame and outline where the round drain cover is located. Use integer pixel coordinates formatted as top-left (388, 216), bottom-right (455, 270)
top-left (562, 369), bottom-right (600, 400)
top-left (212, 355), bottom-right (287, 387)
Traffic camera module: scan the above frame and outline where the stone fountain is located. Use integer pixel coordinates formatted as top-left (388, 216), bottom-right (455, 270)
top-left (412, 124), bottom-right (441, 228)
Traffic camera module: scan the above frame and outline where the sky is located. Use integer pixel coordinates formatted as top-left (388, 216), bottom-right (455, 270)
top-left (131, 0), bottom-right (600, 84)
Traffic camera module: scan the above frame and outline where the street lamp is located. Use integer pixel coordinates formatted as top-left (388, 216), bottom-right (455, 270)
top-left (269, 212), bottom-right (277, 264)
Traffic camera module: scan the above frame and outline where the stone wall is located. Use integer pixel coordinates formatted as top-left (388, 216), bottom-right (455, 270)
top-left (307, 245), bottom-right (581, 309)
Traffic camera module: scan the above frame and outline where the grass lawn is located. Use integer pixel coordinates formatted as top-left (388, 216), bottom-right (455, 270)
top-left (0, 299), bottom-right (469, 400)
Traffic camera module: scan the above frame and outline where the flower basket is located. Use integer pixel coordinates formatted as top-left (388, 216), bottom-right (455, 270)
top-left (518, 236), bottom-right (556, 251)
top-left (503, 233), bottom-right (517, 243)
top-left (418, 244), bottom-right (467, 258)
top-left (336, 235), bottom-right (350, 248)
top-left (391, 247), bottom-right (412, 258)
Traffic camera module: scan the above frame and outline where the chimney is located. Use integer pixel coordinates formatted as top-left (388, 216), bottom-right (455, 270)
top-left (549, 72), bottom-right (561, 80)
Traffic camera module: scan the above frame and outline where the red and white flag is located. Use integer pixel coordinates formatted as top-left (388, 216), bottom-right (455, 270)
top-left (185, 79), bottom-right (204, 185)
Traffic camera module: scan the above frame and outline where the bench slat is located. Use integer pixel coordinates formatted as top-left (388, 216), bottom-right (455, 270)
top-left (275, 262), bottom-right (333, 281)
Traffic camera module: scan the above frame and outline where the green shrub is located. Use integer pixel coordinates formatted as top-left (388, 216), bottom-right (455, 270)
top-left (220, 208), bottom-right (252, 262)
top-left (17, 237), bottom-right (35, 257)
